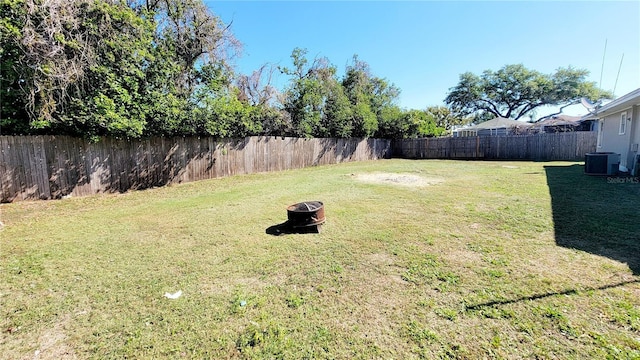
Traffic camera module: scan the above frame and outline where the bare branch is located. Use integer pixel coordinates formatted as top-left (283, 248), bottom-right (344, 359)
top-left (20, 0), bottom-right (96, 121)
top-left (534, 100), bottom-right (579, 122)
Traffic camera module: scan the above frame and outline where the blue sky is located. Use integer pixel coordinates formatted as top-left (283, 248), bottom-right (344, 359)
top-left (206, 1), bottom-right (640, 118)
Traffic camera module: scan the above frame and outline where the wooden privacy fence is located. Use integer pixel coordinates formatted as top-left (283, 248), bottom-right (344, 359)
top-left (0, 136), bottom-right (391, 202)
top-left (393, 132), bottom-right (597, 161)
top-left (0, 132), bottom-right (598, 203)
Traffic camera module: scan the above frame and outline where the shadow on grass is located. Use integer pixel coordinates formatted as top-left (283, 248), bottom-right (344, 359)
top-left (544, 164), bottom-right (640, 275)
top-left (265, 222), bottom-right (322, 236)
top-left (466, 279), bottom-right (639, 311)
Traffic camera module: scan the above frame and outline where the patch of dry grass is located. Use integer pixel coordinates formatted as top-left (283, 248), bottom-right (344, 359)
top-left (1, 160), bottom-right (638, 359)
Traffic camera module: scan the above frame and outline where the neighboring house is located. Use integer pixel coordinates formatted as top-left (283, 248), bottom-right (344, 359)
top-left (452, 117), bottom-right (533, 137)
top-left (586, 88), bottom-right (640, 174)
top-left (533, 114), bottom-right (594, 133)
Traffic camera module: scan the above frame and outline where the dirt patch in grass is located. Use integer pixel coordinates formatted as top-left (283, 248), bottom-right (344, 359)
top-left (385, 274), bottom-right (410, 285)
top-left (34, 318), bottom-right (77, 360)
top-left (200, 275), bottom-right (290, 298)
top-left (365, 253), bottom-right (396, 266)
top-left (354, 173), bottom-right (444, 187)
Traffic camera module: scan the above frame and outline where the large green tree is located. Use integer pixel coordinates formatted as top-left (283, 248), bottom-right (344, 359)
top-left (341, 56), bottom-right (400, 137)
top-left (0, 0), bottom-right (243, 138)
top-left (280, 48), bottom-right (338, 137)
top-left (0, 0), bottom-right (28, 133)
top-left (234, 64), bottom-right (287, 136)
top-left (424, 105), bottom-right (470, 130)
top-left (1, 0), bottom-right (162, 136)
top-left (63, 1), bottom-right (155, 137)
top-left (444, 64), bottom-right (612, 121)
top-left (376, 107), bottom-right (446, 139)
top-left (280, 51), bottom-right (409, 139)
top-left (7, 1), bottom-right (543, 140)
top-left (322, 81), bottom-right (353, 137)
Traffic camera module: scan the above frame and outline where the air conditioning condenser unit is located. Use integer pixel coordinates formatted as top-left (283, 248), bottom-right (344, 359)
top-left (585, 152), bottom-right (620, 176)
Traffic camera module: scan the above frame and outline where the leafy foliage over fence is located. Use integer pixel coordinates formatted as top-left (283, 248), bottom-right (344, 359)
top-left (393, 132), bottom-right (597, 161)
top-left (0, 136), bottom-right (391, 202)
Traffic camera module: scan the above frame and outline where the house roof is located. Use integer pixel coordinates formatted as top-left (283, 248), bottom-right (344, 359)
top-left (535, 115), bottom-right (582, 127)
top-left (581, 113), bottom-right (597, 121)
top-left (582, 87), bottom-right (640, 119)
top-left (550, 114), bottom-right (583, 122)
top-left (466, 117), bottom-right (533, 130)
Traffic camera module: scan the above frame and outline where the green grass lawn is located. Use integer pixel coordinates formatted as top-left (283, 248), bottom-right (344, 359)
top-left (1, 159), bottom-right (639, 359)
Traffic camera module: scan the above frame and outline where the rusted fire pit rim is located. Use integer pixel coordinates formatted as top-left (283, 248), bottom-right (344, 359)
top-left (286, 201), bottom-right (325, 228)
top-left (287, 201), bottom-right (323, 213)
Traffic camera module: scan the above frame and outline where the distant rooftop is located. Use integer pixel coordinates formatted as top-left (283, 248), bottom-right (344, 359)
top-left (467, 117), bottom-right (533, 130)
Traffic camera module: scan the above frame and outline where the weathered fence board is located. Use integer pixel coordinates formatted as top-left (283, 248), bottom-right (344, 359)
top-left (393, 132), bottom-right (597, 161)
top-left (0, 136), bottom-right (392, 202)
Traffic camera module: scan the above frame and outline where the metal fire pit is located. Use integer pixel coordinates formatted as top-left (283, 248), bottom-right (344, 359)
top-left (287, 201), bottom-right (325, 228)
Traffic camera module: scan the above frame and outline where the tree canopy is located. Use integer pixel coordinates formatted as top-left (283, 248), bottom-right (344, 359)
top-left (1, 0), bottom-right (243, 138)
top-left (277, 50), bottom-right (444, 139)
top-left (0, 0), bottom-right (445, 139)
top-left (4, 1), bottom-right (608, 139)
top-left (424, 106), bottom-right (470, 130)
top-left (444, 64), bottom-right (612, 121)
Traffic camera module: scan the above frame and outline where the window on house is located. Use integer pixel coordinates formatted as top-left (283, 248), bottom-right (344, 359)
top-left (619, 112), bottom-right (627, 135)
top-left (597, 120), bottom-right (604, 147)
